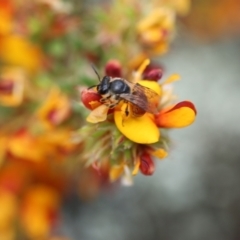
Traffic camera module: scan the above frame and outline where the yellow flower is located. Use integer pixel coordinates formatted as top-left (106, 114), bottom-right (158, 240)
top-left (137, 8), bottom-right (175, 55)
top-left (113, 80), bottom-right (161, 144)
top-left (157, 0), bottom-right (191, 16)
top-left (0, 35), bottom-right (43, 73)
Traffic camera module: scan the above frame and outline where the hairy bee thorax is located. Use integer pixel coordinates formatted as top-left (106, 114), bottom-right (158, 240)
top-left (97, 77), bottom-right (132, 109)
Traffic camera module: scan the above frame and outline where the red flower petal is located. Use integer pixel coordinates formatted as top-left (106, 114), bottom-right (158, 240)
top-left (155, 101), bottom-right (197, 128)
top-left (167, 101), bottom-right (197, 115)
top-left (139, 152), bottom-right (155, 176)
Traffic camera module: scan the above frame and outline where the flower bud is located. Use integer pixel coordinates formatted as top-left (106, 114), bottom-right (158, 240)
top-left (80, 88), bottom-right (101, 110)
top-left (105, 60), bottom-right (122, 77)
top-left (139, 152), bottom-right (155, 176)
top-left (0, 80), bottom-right (14, 95)
top-left (143, 69), bottom-right (163, 81)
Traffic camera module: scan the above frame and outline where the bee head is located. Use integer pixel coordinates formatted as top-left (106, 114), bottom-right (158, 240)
top-left (97, 76), bottom-right (111, 95)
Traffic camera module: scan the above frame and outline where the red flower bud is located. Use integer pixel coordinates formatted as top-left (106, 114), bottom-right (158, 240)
top-left (139, 152), bottom-right (155, 176)
top-left (80, 88), bottom-right (101, 110)
top-left (0, 80), bottom-right (14, 95)
top-left (143, 69), bottom-right (163, 81)
top-left (105, 60), bottom-right (122, 77)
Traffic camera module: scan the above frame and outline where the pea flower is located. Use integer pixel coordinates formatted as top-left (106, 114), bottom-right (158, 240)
top-left (78, 59), bottom-right (196, 185)
top-left (137, 7), bottom-right (175, 55)
top-left (36, 87), bottom-right (71, 129)
top-left (0, 67), bottom-right (25, 106)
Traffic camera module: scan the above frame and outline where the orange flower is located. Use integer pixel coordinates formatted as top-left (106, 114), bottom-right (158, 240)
top-left (0, 0), bottom-right (14, 35)
top-left (7, 129), bottom-right (48, 162)
top-left (7, 128), bottom-right (75, 163)
top-left (0, 136), bottom-right (7, 165)
top-left (0, 190), bottom-right (17, 231)
top-left (21, 185), bottom-right (60, 239)
top-left (0, 67), bottom-right (25, 106)
top-left (36, 88), bottom-right (71, 129)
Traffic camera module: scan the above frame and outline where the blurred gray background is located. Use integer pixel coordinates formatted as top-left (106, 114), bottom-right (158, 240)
top-left (62, 33), bottom-right (240, 240)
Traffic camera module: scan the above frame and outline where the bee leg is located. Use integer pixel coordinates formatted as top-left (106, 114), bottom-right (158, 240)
top-left (109, 103), bottom-right (117, 108)
top-left (121, 103), bottom-right (130, 127)
top-left (114, 95), bottom-right (120, 100)
top-left (100, 94), bottom-right (112, 103)
top-left (100, 98), bottom-right (105, 103)
top-left (125, 103), bottom-right (129, 117)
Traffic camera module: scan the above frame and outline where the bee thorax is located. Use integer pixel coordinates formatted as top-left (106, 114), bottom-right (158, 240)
top-left (110, 79), bottom-right (131, 94)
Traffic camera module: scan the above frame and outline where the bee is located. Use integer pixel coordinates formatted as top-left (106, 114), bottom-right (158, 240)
top-left (88, 65), bottom-right (159, 121)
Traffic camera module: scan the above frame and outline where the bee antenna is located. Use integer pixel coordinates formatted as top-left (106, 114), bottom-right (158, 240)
top-left (88, 85), bottom-right (97, 90)
top-left (91, 63), bottom-right (101, 82)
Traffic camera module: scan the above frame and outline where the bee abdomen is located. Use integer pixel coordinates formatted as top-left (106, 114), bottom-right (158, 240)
top-left (130, 104), bottom-right (146, 117)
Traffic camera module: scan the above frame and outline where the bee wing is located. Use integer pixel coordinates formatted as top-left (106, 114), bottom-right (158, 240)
top-left (120, 83), bottom-right (159, 114)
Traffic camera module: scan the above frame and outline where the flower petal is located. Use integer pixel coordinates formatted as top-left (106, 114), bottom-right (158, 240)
top-left (109, 164), bottom-right (124, 182)
top-left (132, 158), bottom-right (140, 175)
top-left (150, 148), bottom-right (168, 159)
top-left (114, 111), bottom-right (160, 144)
top-left (155, 101), bottom-right (196, 128)
top-left (86, 104), bottom-right (109, 123)
top-left (0, 35), bottom-right (43, 73)
top-left (138, 80), bottom-right (162, 96)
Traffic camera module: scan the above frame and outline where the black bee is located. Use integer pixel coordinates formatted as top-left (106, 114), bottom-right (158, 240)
top-left (89, 65), bottom-right (159, 118)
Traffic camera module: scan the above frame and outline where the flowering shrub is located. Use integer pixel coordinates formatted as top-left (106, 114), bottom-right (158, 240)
top-left (0, 0), bottom-right (196, 239)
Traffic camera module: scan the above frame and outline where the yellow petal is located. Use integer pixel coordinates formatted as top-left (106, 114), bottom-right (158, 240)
top-left (140, 28), bottom-right (163, 44)
top-left (132, 156), bottom-right (141, 175)
top-left (114, 111), bottom-right (160, 144)
top-left (137, 8), bottom-right (167, 32)
top-left (156, 101), bottom-right (196, 128)
top-left (86, 104), bottom-right (109, 123)
top-left (150, 148), bottom-right (168, 159)
top-left (132, 59), bottom-right (150, 83)
top-left (0, 35), bottom-right (42, 73)
top-left (109, 164), bottom-right (124, 182)
top-left (138, 80), bottom-right (162, 96)
top-left (162, 73), bottom-right (180, 85)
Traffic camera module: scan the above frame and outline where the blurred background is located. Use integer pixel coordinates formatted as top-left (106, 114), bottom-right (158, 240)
top-left (1, 0), bottom-right (240, 239)
top-left (63, 34), bottom-right (240, 240)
